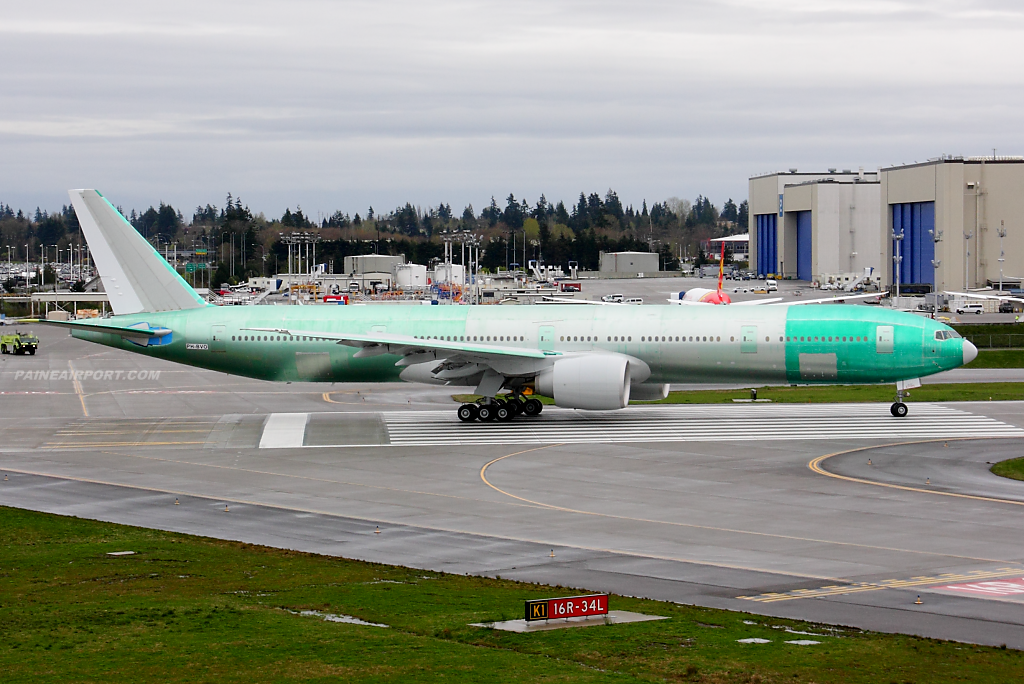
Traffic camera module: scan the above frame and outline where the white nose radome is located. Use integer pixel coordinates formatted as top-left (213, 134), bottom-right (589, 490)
top-left (963, 340), bottom-right (978, 366)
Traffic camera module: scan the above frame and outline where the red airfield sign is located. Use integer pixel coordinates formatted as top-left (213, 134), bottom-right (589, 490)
top-left (525, 594), bottom-right (609, 622)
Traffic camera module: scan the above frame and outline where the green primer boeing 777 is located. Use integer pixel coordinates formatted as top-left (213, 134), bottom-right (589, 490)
top-left (31, 190), bottom-right (976, 422)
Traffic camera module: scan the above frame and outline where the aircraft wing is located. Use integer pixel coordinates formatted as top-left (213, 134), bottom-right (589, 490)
top-left (769, 292), bottom-right (884, 306)
top-left (241, 326), bottom-right (562, 382)
top-left (538, 297), bottom-right (616, 305)
top-left (730, 298), bottom-right (785, 306)
top-left (13, 318), bottom-right (173, 340)
top-left (944, 290), bottom-right (1024, 303)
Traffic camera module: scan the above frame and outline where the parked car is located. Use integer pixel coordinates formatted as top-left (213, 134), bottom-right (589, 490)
top-left (624, 297), bottom-right (643, 305)
top-left (955, 302), bottom-right (984, 315)
top-left (601, 293), bottom-right (624, 303)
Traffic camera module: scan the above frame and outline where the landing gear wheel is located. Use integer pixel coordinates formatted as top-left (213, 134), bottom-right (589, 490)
top-left (496, 404), bottom-right (515, 421)
top-left (523, 398), bottom-right (543, 416)
top-left (457, 404), bottom-right (479, 422)
top-left (890, 402), bottom-right (908, 417)
top-left (505, 398), bottom-right (524, 415)
top-left (477, 404), bottom-right (497, 422)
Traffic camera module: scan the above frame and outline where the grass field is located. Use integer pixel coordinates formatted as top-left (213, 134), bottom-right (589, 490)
top-left (455, 382), bottom-right (1024, 407)
top-left (1, 506), bottom-right (1022, 683)
top-left (992, 457), bottom-right (1024, 482)
top-left (644, 382), bottom-right (1024, 405)
top-left (964, 349), bottom-right (1024, 368)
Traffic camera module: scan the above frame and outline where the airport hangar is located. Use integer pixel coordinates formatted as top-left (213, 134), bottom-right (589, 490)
top-left (749, 156), bottom-right (1024, 292)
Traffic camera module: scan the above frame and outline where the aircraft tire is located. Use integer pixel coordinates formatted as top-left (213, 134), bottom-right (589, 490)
top-left (496, 404), bottom-right (515, 422)
top-left (890, 402), bottom-right (908, 417)
top-left (457, 404), bottom-right (479, 422)
top-left (505, 398), bottom-right (524, 415)
top-left (523, 398), bottom-right (543, 416)
top-left (477, 404), bottom-right (497, 422)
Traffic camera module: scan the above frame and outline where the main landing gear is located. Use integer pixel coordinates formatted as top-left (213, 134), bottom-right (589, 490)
top-left (890, 387), bottom-right (909, 417)
top-left (457, 395), bottom-right (544, 423)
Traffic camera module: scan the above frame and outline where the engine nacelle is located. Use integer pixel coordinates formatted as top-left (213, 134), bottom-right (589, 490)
top-left (629, 383), bottom-right (669, 401)
top-left (535, 354), bottom-right (631, 410)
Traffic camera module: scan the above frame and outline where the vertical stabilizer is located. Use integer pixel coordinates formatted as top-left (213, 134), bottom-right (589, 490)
top-left (69, 189), bottom-right (207, 315)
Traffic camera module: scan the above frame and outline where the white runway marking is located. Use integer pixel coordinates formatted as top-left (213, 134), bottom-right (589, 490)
top-left (259, 413), bottom-right (309, 448)
top-left (380, 403), bottom-right (1024, 446)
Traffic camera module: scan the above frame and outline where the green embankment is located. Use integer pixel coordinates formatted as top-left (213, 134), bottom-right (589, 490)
top-left (992, 457), bottom-right (1024, 482)
top-left (953, 323), bottom-right (1024, 349)
top-left (1, 506), bottom-right (1022, 682)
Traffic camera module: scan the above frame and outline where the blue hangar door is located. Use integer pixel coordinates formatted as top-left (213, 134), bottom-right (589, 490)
top-left (756, 214), bottom-right (777, 276)
top-left (892, 202), bottom-right (935, 289)
top-left (796, 210), bottom-right (812, 281)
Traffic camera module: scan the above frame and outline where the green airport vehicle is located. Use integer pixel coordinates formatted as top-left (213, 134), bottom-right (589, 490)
top-left (0, 330), bottom-right (39, 355)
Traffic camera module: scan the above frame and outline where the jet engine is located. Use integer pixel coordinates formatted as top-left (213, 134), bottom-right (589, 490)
top-left (535, 354), bottom-right (631, 410)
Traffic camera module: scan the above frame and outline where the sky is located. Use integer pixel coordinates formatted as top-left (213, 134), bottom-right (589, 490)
top-left (3, 0), bottom-right (1023, 220)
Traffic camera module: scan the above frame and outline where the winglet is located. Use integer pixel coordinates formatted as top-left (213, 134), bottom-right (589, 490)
top-left (68, 189), bottom-right (207, 315)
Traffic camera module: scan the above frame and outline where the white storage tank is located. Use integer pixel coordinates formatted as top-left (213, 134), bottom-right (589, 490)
top-left (433, 263), bottom-right (465, 285)
top-left (395, 264), bottom-right (427, 288)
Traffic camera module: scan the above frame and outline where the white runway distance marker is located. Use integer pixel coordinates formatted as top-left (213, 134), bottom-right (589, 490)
top-left (268, 404), bottom-right (1024, 448)
top-left (259, 413), bottom-right (310, 449)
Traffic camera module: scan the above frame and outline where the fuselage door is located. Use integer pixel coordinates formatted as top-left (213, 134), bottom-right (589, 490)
top-left (538, 325), bottom-right (555, 352)
top-left (876, 326), bottom-right (894, 354)
top-left (740, 325), bottom-right (757, 353)
top-left (210, 324), bottom-right (227, 352)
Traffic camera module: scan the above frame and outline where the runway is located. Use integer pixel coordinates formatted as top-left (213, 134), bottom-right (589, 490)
top-left (4, 326), bottom-right (1024, 647)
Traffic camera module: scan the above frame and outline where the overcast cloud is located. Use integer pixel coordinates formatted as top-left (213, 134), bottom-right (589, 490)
top-left (3, 0), bottom-right (1023, 218)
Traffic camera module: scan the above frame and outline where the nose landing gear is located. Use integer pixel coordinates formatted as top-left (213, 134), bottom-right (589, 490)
top-left (890, 387), bottom-right (909, 417)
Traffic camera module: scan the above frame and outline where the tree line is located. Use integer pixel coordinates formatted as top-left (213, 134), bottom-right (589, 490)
top-left (1, 191), bottom-right (748, 287)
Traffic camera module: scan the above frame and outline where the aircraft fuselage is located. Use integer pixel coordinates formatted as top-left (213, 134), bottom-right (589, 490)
top-left (70, 303), bottom-right (968, 386)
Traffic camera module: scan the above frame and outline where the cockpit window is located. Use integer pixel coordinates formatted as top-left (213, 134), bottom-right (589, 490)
top-left (934, 330), bottom-right (962, 340)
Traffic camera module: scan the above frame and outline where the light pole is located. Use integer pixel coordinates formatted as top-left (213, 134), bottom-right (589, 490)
top-left (997, 220), bottom-right (1007, 293)
top-left (892, 230), bottom-right (904, 300)
top-left (963, 230), bottom-right (974, 290)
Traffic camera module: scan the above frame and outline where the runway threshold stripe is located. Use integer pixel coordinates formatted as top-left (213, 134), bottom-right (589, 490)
top-left (258, 413), bottom-right (309, 449)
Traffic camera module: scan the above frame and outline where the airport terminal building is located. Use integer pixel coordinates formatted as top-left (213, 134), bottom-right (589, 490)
top-left (749, 156), bottom-right (1024, 291)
